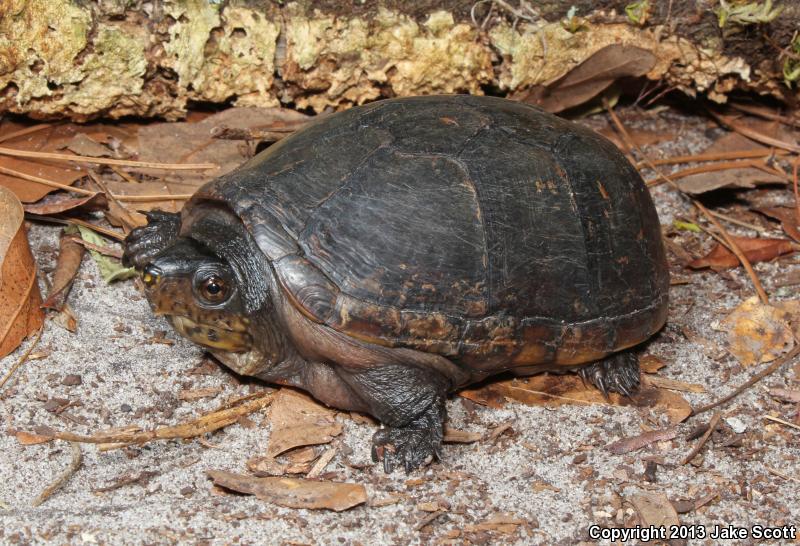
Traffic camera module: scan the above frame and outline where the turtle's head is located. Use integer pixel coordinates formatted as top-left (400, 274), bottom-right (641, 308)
top-left (140, 208), bottom-right (271, 354)
top-left (142, 238), bottom-right (253, 352)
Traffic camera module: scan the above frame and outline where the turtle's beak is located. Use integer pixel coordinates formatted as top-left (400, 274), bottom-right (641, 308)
top-left (169, 315), bottom-right (252, 352)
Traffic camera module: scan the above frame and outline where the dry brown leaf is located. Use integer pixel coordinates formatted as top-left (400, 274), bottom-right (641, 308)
top-left (464, 515), bottom-right (525, 535)
top-left (207, 470), bottom-right (367, 511)
top-left (597, 127), bottom-right (672, 153)
top-left (177, 386), bottom-right (222, 401)
top-left (0, 123), bottom-right (89, 202)
top-left (629, 491), bottom-right (680, 528)
top-left (515, 45), bottom-right (655, 113)
top-left (688, 236), bottom-right (795, 270)
top-left (606, 427), bottom-right (677, 454)
top-left (676, 133), bottom-right (785, 194)
top-left (641, 375), bottom-right (706, 393)
top-left (42, 229), bottom-right (85, 312)
top-left (247, 455), bottom-right (289, 477)
top-left (23, 191), bottom-right (108, 216)
top-left (267, 389), bottom-right (342, 457)
top-left (0, 186), bottom-right (44, 358)
top-left (64, 133), bottom-right (114, 158)
top-left (117, 108), bottom-right (308, 213)
top-left (443, 427), bottom-right (482, 443)
top-left (717, 296), bottom-right (795, 366)
top-left (755, 207), bottom-right (800, 243)
top-left (640, 354), bottom-right (667, 373)
top-left (459, 374), bottom-right (691, 424)
top-left (769, 388), bottom-right (800, 403)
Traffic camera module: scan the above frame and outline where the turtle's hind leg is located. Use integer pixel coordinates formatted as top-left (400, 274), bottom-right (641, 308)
top-left (578, 351), bottom-right (640, 398)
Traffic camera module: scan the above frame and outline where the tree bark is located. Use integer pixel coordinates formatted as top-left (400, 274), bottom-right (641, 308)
top-left (0, 0), bottom-right (797, 121)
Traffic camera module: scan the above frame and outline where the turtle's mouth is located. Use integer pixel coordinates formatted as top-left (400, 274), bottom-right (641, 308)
top-left (169, 315), bottom-right (252, 352)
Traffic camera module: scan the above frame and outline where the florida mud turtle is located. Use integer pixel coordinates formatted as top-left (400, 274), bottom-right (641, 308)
top-left (123, 95), bottom-right (669, 472)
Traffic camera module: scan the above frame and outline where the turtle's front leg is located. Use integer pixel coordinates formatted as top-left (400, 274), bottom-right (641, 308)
top-left (339, 363), bottom-right (449, 473)
top-left (122, 211), bottom-right (181, 269)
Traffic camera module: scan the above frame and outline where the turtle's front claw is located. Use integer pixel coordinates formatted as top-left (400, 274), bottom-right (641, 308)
top-left (123, 211), bottom-right (181, 269)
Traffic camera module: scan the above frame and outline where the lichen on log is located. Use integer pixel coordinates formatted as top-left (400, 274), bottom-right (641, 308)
top-left (0, 0), bottom-right (797, 120)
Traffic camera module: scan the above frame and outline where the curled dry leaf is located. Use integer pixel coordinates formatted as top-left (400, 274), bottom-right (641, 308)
top-left (115, 108), bottom-right (309, 213)
top-left (676, 132), bottom-right (786, 194)
top-left (688, 236), bottom-right (795, 270)
top-left (0, 186), bottom-right (44, 358)
top-left (640, 354), bottom-right (667, 373)
top-left (755, 207), bottom-right (800, 243)
top-left (717, 296), bottom-right (795, 366)
top-left (459, 374), bottom-right (691, 424)
top-left (606, 427), bottom-right (678, 455)
top-left (23, 191), bottom-right (108, 216)
top-left (0, 122), bottom-right (88, 202)
top-left (267, 389), bottom-right (343, 457)
top-left (629, 491), bottom-right (680, 528)
top-left (514, 44), bottom-right (656, 113)
top-left (42, 228), bottom-right (85, 312)
top-left (207, 470), bottom-right (367, 511)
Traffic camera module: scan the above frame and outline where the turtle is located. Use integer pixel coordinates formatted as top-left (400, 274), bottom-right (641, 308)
top-left (123, 95), bottom-right (669, 472)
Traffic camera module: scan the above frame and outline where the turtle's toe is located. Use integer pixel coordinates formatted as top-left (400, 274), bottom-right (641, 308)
top-left (122, 211), bottom-right (181, 268)
top-left (579, 351), bottom-right (640, 398)
top-left (371, 426), bottom-right (442, 473)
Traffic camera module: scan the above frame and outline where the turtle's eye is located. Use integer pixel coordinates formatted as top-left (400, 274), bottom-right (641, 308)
top-left (142, 265), bottom-right (161, 287)
top-left (199, 275), bottom-right (227, 303)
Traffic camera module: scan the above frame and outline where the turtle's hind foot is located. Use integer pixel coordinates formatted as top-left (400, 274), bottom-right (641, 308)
top-left (370, 397), bottom-right (445, 474)
top-left (579, 351), bottom-right (640, 398)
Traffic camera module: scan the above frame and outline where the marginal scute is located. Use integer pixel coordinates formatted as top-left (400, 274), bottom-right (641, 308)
top-left (273, 255), bottom-right (338, 324)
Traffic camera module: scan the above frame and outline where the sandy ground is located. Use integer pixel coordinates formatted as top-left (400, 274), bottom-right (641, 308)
top-left (1, 107), bottom-right (799, 545)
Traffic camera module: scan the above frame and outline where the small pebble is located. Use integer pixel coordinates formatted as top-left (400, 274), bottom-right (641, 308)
top-left (62, 374), bottom-right (82, 386)
top-left (120, 403), bottom-right (133, 412)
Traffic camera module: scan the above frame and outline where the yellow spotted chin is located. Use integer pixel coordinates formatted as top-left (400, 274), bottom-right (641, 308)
top-left (170, 315), bottom-right (252, 352)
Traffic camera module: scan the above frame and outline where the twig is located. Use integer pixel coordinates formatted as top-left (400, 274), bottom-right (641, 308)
top-left (0, 146), bottom-right (219, 170)
top-left (639, 149), bottom-right (788, 168)
top-left (24, 214), bottom-right (126, 241)
top-left (729, 102), bottom-right (800, 129)
top-left (604, 100), bottom-right (769, 304)
top-left (0, 325), bottom-right (44, 392)
top-left (692, 345), bottom-right (800, 416)
top-left (694, 200), bottom-right (769, 304)
top-left (32, 442), bottom-right (82, 507)
top-left (39, 391), bottom-right (273, 448)
top-left (113, 193), bottom-right (193, 202)
top-left (709, 210), bottom-right (767, 234)
top-left (707, 111), bottom-right (800, 153)
top-left (87, 171), bottom-right (139, 232)
top-left (764, 414), bottom-right (800, 432)
top-left (766, 466), bottom-right (800, 483)
top-left (415, 510), bottom-right (446, 532)
top-left (0, 123), bottom-right (53, 144)
top-left (110, 166), bottom-right (141, 184)
top-left (65, 235), bottom-right (122, 258)
top-left (507, 385), bottom-right (593, 405)
top-left (793, 156), bottom-right (800, 229)
top-left (645, 159), bottom-right (787, 187)
top-left (681, 412), bottom-right (721, 465)
top-left (0, 166), bottom-right (96, 196)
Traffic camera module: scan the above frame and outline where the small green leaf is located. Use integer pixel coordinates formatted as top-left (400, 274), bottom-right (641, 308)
top-left (75, 225), bottom-right (137, 283)
top-left (625, 0), bottom-right (650, 26)
top-left (674, 220), bottom-right (701, 233)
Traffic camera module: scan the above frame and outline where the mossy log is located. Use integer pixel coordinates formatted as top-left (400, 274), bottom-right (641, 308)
top-left (0, 0), bottom-right (797, 120)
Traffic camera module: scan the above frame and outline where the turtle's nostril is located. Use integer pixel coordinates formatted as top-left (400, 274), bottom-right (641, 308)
top-left (142, 264), bottom-right (162, 287)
